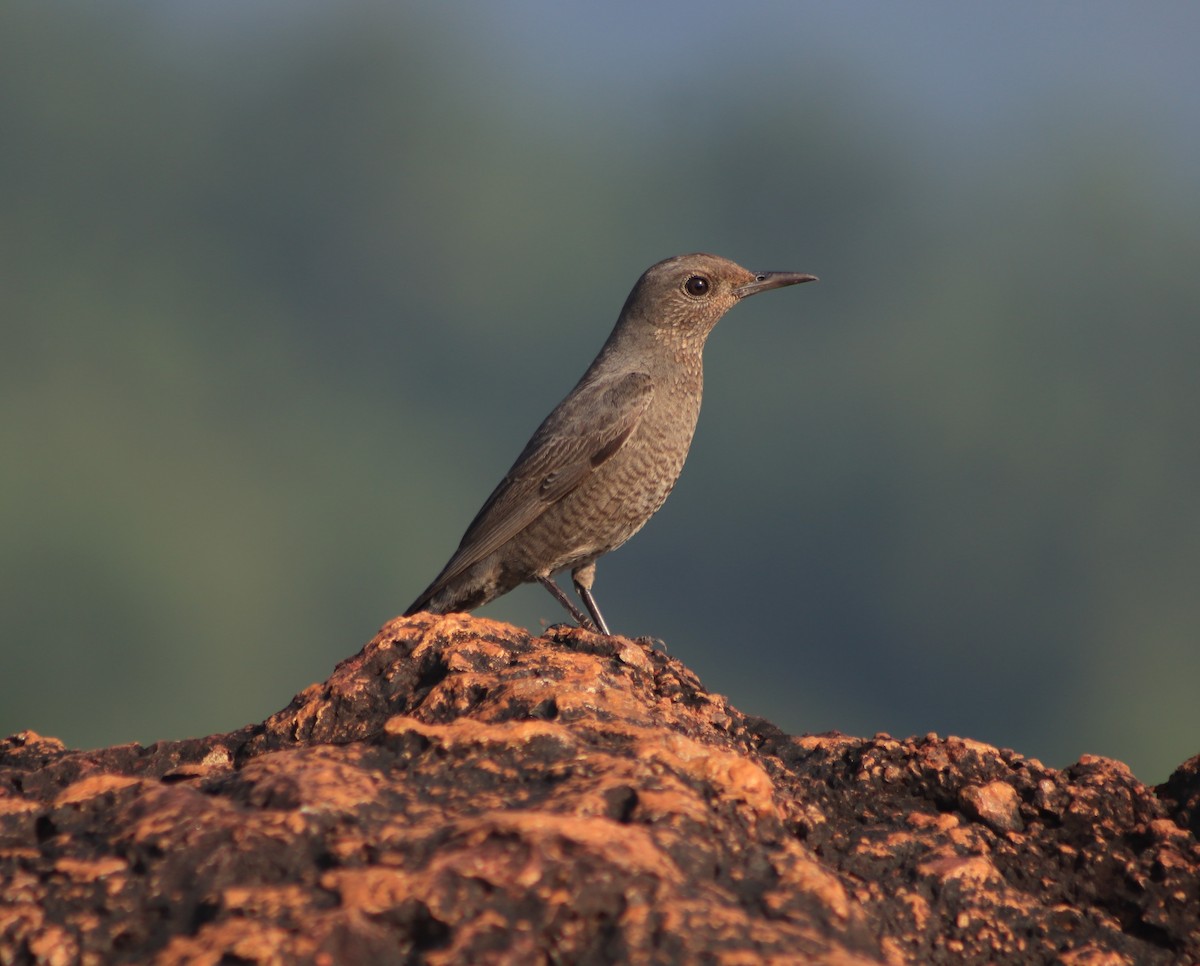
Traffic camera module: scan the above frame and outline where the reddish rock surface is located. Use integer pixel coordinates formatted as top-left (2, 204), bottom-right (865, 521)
top-left (2, 614), bottom-right (1198, 964)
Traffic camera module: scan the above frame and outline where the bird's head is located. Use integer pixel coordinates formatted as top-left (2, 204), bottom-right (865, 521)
top-left (620, 253), bottom-right (817, 347)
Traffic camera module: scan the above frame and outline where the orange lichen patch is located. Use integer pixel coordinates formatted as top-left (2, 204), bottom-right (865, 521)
top-left (1057, 944), bottom-right (1136, 966)
top-left (321, 866), bottom-right (421, 916)
top-left (383, 714), bottom-right (576, 752)
top-left (793, 732), bottom-right (863, 755)
top-left (440, 639), bottom-right (514, 673)
top-left (0, 902), bottom-right (42, 942)
top-left (639, 732), bottom-right (781, 823)
top-left (51, 856), bottom-right (127, 882)
top-left (0, 798), bottom-right (41, 817)
top-left (851, 833), bottom-right (912, 861)
top-left (917, 852), bottom-right (1006, 888)
top-left (234, 748), bottom-right (385, 813)
top-left (163, 745), bottom-right (236, 782)
top-left (53, 774), bottom-right (143, 806)
top-left (900, 891), bottom-right (931, 932)
top-left (472, 810), bottom-right (685, 881)
top-left (632, 784), bottom-right (719, 826)
top-left (905, 810), bottom-right (939, 829)
top-left (0, 848), bottom-right (40, 865)
top-left (119, 784), bottom-right (237, 848)
top-left (1076, 754), bottom-right (1138, 781)
top-left (157, 920), bottom-right (317, 966)
top-left (767, 837), bottom-right (854, 921)
top-left (950, 736), bottom-right (1002, 758)
top-left (200, 745), bottom-right (234, 767)
top-left (218, 884), bottom-right (322, 920)
top-left (933, 812), bottom-right (961, 831)
top-left (27, 925), bottom-right (77, 966)
top-left (1, 731), bottom-right (66, 753)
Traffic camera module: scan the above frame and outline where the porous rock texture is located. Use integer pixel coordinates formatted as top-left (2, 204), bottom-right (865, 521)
top-left (2, 614), bottom-right (1198, 964)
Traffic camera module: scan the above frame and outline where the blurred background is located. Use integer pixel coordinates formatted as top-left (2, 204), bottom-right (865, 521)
top-left (3, 2), bottom-right (1198, 783)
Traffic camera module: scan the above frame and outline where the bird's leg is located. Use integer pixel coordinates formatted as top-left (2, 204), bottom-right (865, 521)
top-left (575, 585), bottom-right (612, 636)
top-left (571, 562), bottom-right (612, 636)
top-left (536, 575), bottom-right (597, 631)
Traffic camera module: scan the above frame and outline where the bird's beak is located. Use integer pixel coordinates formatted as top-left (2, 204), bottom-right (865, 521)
top-left (734, 272), bottom-right (819, 299)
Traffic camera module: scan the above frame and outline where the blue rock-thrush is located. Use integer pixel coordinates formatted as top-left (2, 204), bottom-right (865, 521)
top-left (406, 253), bottom-right (816, 634)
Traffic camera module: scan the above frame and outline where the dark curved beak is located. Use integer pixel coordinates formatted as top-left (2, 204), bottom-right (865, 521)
top-left (734, 271), bottom-right (819, 299)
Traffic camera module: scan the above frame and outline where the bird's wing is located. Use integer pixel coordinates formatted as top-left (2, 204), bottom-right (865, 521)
top-left (431, 370), bottom-right (654, 587)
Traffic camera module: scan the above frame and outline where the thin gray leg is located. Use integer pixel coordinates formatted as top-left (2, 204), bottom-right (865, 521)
top-left (574, 583), bottom-right (612, 636)
top-left (537, 575), bottom-right (597, 631)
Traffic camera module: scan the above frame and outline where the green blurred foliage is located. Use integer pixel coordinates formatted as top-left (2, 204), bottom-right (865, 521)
top-left (2, 3), bottom-right (1197, 781)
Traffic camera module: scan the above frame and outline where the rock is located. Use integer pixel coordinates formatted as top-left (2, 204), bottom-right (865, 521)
top-left (1, 614), bottom-right (1198, 964)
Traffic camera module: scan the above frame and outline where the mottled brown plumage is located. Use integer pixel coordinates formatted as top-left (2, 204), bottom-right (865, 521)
top-left (405, 253), bottom-right (816, 633)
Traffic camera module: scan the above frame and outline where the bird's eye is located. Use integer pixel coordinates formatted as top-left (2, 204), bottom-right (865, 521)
top-left (684, 275), bottom-right (711, 297)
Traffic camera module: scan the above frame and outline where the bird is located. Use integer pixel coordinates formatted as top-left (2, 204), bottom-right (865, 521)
top-left (405, 253), bottom-right (817, 635)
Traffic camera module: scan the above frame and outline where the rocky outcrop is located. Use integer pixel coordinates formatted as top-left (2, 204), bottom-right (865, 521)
top-left (2, 614), bottom-right (1198, 963)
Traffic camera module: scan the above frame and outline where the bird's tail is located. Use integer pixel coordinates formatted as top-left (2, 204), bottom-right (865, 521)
top-left (404, 566), bottom-right (497, 617)
top-left (402, 583), bottom-right (442, 617)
